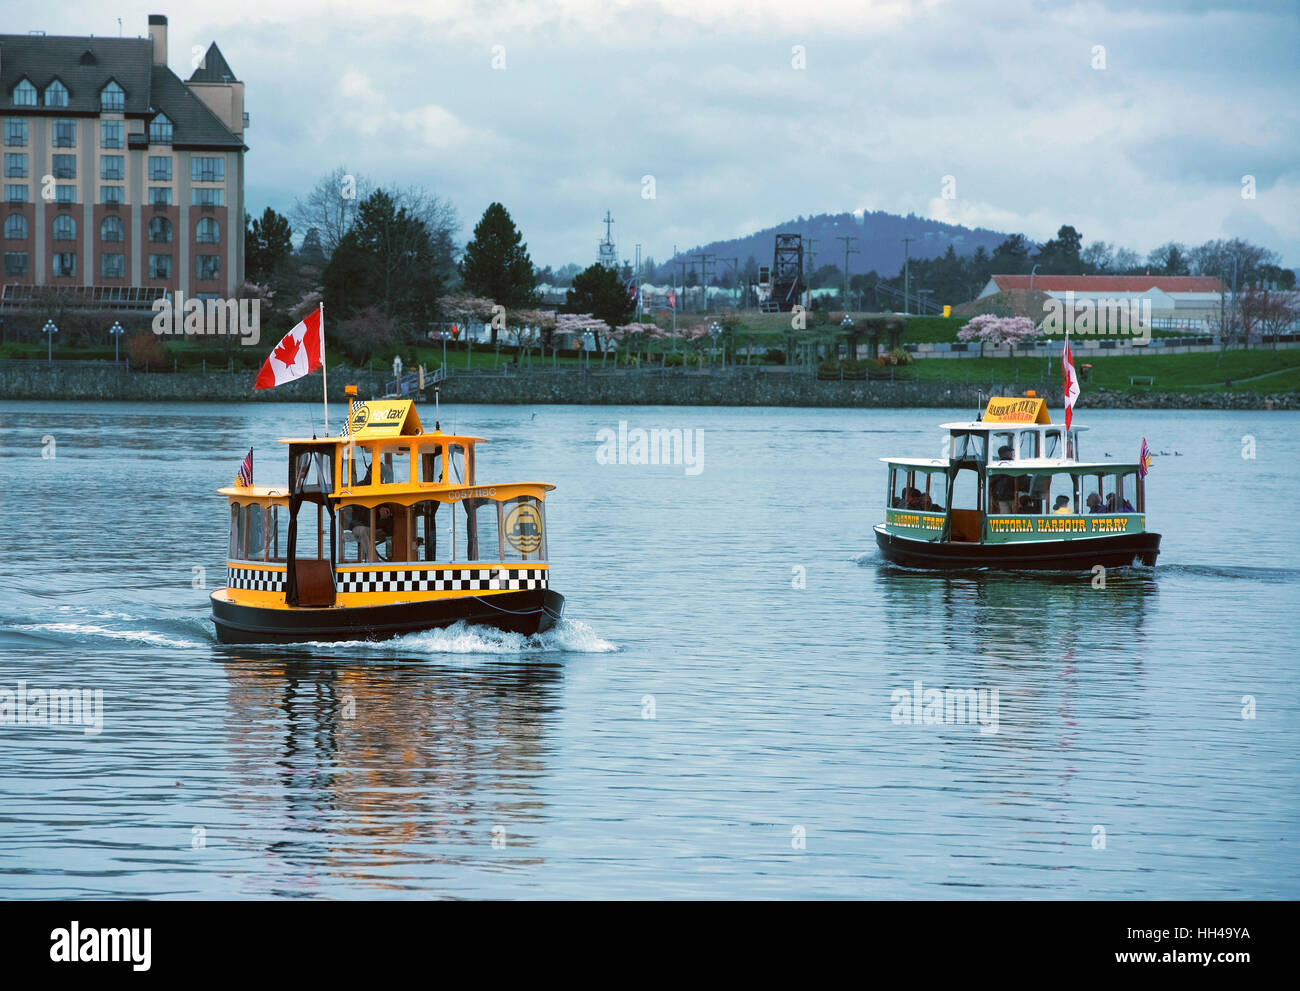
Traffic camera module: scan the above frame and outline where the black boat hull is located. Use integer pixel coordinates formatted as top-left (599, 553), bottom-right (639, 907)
top-left (874, 525), bottom-right (1160, 571)
top-left (210, 589), bottom-right (565, 645)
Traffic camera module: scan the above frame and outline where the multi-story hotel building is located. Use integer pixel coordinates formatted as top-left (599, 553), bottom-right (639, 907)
top-left (0, 14), bottom-right (246, 307)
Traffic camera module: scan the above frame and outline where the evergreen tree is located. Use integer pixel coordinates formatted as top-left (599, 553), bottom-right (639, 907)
top-left (246, 207), bottom-right (294, 285)
top-left (460, 202), bottom-right (538, 341)
top-left (565, 263), bottom-right (633, 329)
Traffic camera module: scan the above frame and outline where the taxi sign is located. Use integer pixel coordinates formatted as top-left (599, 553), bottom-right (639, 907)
top-left (346, 399), bottom-right (423, 438)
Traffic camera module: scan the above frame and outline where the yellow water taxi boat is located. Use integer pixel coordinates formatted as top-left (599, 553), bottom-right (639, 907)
top-left (210, 393), bottom-right (563, 643)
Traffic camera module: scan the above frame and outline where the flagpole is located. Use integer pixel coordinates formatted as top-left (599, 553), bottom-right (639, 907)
top-left (320, 303), bottom-right (329, 435)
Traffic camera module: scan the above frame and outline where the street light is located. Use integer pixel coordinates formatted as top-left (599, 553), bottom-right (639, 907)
top-left (438, 329), bottom-right (449, 368)
top-left (708, 321), bottom-right (721, 368)
top-left (1029, 263), bottom-right (1041, 292)
top-left (109, 320), bottom-right (125, 363)
top-left (42, 320), bottom-right (57, 364)
top-left (841, 314), bottom-right (854, 362)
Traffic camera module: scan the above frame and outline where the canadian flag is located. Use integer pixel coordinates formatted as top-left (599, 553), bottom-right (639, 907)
top-left (1062, 333), bottom-right (1080, 429)
top-left (254, 305), bottom-right (322, 390)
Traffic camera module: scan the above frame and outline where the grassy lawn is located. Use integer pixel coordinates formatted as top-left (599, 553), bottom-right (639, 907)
top-left (906, 348), bottom-right (1300, 393)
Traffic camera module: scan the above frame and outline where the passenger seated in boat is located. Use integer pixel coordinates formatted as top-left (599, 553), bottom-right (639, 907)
top-left (1052, 495), bottom-right (1073, 514)
top-left (1016, 494), bottom-right (1037, 514)
top-left (1106, 493), bottom-right (1135, 512)
top-left (1086, 493), bottom-right (1103, 513)
top-left (990, 448), bottom-right (1015, 513)
top-left (903, 487), bottom-right (929, 511)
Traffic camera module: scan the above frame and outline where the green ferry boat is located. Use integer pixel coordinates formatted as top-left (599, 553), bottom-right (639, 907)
top-left (874, 394), bottom-right (1161, 570)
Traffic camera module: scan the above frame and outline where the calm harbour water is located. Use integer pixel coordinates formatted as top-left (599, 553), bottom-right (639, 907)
top-left (0, 400), bottom-right (1297, 899)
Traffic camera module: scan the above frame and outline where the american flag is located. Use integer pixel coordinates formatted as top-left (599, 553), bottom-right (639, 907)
top-left (235, 448), bottom-right (253, 487)
top-left (1138, 437), bottom-right (1152, 478)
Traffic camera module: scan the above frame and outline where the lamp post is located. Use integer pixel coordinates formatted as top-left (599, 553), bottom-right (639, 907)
top-left (42, 319), bottom-right (57, 364)
top-left (1029, 263), bottom-right (1041, 292)
top-left (438, 329), bottom-right (449, 369)
top-left (109, 320), bottom-right (125, 363)
top-left (841, 314), bottom-right (854, 362)
top-left (708, 321), bottom-right (721, 368)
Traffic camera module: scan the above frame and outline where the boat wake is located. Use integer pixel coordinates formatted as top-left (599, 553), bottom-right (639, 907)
top-left (292, 618), bottom-right (617, 656)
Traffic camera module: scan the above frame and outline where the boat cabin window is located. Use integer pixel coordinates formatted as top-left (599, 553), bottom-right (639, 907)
top-left (291, 450), bottom-right (334, 496)
top-left (501, 496), bottom-right (546, 562)
top-left (419, 446), bottom-right (444, 484)
top-left (340, 502), bottom-right (410, 563)
top-left (1067, 431), bottom-right (1081, 460)
top-left (412, 499), bottom-right (443, 561)
top-left (375, 444), bottom-right (411, 486)
top-left (949, 431), bottom-right (986, 462)
top-left (888, 466), bottom-right (906, 507)
top-left (1044, 430), bottom-right (1061, 459)
top-left (991, 431), bottom-right (1016, 461)
top-left (1019, 431), bottom-right (1038, 460)
top-left (949, 468), bottom-right (980, 511)
top-left (447, 443), bottom-right (468, 485)
top-left (891, 468), bottom-right (944, 511)
top-left (271, 505), bottom-right (288, 561)
top-left (229, 502), bottom-right (282, 561)
top-left (456, 498), bottom-right (504, 562)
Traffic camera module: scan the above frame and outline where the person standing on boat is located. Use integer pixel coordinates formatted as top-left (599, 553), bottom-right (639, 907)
top-left (990, 446), bottom-right (1015, 513)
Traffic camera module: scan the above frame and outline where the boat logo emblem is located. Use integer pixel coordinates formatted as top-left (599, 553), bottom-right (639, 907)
top-left (504, 503), bottom-right (543, 554)
top-left (351, 405), bottom-right (370, 431)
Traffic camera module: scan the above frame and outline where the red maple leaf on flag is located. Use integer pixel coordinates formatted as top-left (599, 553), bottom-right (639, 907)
top-left (273, 334), bottom-right (300, 368)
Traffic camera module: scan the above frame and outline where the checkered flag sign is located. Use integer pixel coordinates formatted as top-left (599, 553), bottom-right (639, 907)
top-left (341, 398), bottom-right (361, 436)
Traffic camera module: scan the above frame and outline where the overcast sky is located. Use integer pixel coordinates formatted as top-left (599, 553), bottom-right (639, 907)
top-left (14, 0), bottom-right (1300, 268)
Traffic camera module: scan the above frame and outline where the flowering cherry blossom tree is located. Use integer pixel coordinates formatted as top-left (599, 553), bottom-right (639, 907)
top-left (957, 314), bottom-right (1043, 356)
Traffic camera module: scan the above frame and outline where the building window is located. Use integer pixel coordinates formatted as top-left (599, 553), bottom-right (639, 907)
top-left (4, 214), bottom-right (27, 239)
top-left (52, 155), bottom-right (76, 179)
top-left (148, 216), bottom-right (173, 243)
top-left (100, 81), bottom-right (125, 112)
top-left (148, 254), bottom-right (172, 279)
top-left (192, 187), bottom-right (224, 207)
top-left (53, 120), bottom-right (76, 148)
top-left (149, 114), bottom-right (172, 144)
top-left (5, 119), bottom-right (26, 146)
top-left (148, 186), bottom-right (172, 206)
top-left (5, 185), bottom-right (26, 203)
top-left (191, 157), bottom-right (225, 182)
top-left (52, 215), bottom-right (76, 240)
top-left (101, 120), bottom-right (123, 148)
top-left (196, 254), bottom-right (221, 280)
top-left (45, 80), bottom-right (69, 108)
top-left (101, 185), bottom-right (124, 204)
top-left (55, 185), bottom-right (75, 203)
top-left (52, 252), bottom-right (77, 277)
top-left (4, 251), bottom-right (28, 275)
top-left (148, 156), bottom-right (172, 181)
top-left (100, 216), bottom-right (124, 242)
top-left (196, 217), bottom-right (220, 243)
top-left (100, 155), bottom-right (124, 180)
top-left (100, 252), bottom-right (125, 278)
top-left (13, 80), bottom-right (37, 107)
top-left (3, 153), bottom-right (26, 178)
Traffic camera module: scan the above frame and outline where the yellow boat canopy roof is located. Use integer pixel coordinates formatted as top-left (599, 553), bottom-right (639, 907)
top-left (983, 396), bottom-right (1050, 424)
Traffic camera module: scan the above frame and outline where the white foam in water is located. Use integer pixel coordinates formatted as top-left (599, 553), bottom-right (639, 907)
top-left (303, 618), bottom-right (617, 655)
top-left (14, 622), bottom-right (197, 650)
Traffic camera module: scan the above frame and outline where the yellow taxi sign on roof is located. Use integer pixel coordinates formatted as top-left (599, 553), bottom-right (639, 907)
top-left (346, 399), bottom-right (423, 438)
top-left (983, 396), bottom-right (1050, 424)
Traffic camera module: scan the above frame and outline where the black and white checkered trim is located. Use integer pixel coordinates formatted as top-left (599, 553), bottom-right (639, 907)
top-left (227, 566), bottom-right (287, 592)
top-left (336, 567), bottom-right (547, 594)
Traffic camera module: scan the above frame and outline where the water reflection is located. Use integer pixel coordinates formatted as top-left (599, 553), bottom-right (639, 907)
top-left (219, 652), bottom-right (563, 895)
